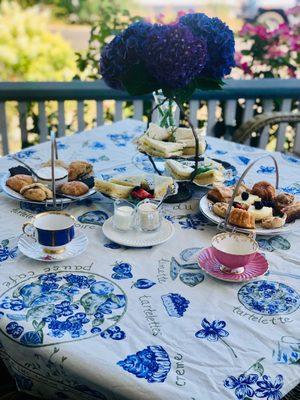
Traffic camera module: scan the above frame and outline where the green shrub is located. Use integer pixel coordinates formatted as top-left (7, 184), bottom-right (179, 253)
top-left (0, 1), bottom-right (76, 81)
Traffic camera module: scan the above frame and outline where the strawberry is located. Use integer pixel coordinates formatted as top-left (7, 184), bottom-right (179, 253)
top-left (131, 188), bottom-right (154, 200)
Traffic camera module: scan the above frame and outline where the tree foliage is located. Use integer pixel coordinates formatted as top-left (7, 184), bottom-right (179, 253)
top-left (0, 1), bottom-right (76, 81)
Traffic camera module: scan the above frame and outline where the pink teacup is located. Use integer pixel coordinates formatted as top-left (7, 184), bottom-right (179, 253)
top-left (211, 232), bottom-right (259, 274)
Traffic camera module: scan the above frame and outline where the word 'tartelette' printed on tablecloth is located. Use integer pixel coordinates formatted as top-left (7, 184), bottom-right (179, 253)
top-left (0, 272), bottom-right (127, 346)
top-left (238, 280), bottom-right (300, 316)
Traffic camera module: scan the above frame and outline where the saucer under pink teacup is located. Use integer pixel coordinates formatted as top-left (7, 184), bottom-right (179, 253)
top-left (211, 232), bottom-right (259, 274)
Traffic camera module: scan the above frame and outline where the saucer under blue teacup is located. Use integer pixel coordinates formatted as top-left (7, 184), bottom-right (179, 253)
top-left (22, 211), bottom-right (75, 254)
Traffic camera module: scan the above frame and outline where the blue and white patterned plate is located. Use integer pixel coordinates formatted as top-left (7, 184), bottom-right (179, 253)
top-left (18, 231), bottom-right (88, 262)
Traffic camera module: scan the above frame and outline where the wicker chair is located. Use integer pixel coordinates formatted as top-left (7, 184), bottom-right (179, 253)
top-left (233, 112), bottom-right (300, 155)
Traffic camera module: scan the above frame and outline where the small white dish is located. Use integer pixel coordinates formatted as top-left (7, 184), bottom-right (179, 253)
top-left (18, 231), bottom-right (88, 262)
top-left (102, 217), bottom-right (175, 247)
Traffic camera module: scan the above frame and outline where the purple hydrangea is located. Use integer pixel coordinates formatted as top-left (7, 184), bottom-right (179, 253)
top-left (100, 13), bottom-right (235, 96)
top-left (100, 21), bottom-right (153, 90)
top-left (144, 23), bottom-right (207, 89)
top-left (179, 13), bottom-right (235, 79)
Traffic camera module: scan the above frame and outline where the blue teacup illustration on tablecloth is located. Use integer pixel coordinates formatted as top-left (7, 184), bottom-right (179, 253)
top-left (273, 336), bottom-right (300, 364)
top-left (78, 211), bottom-right (109, 226)
top-left (23, 212), bottom-right (75, 254)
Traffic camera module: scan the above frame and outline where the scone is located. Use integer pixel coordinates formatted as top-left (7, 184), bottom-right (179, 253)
top-left (20, 183), bottom-right (53, 201)
top-left (60, 181), bottom-right (89, 197)
top-left (212, 202), bottom-right (229, 218)
top-left (261, 215), bottom-right (287, 229)
top-left (207, 186), bottom-right (233, 203)
top-left (68, 161), bottom-right (93, 181)
top-left (251, 181), bottom-right (276, 201)
top-left (282, 202), bottom-right (300, 223)
top-left (6, 174), bottom-right (34, 193)
top-left (228, 208), bottom-right (255, 229)
top-left (274, 193), bottom-right (295, 214)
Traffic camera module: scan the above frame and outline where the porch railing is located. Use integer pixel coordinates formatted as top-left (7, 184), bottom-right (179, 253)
top-left (0, 79), bottom-right (299, 155)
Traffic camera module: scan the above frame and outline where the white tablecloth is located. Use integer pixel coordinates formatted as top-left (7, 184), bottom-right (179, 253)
top-left (0, 119), bottom-right (299, 400)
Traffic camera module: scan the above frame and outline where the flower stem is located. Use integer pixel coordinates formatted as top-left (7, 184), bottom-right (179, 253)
top-left (220, 337), bottom-right (238, 359)
top-left (244, 357), bottom-right (265, 374)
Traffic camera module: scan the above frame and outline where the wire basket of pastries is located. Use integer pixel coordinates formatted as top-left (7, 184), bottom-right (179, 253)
top-left (199, 155), bottom-right (300, 236)
top-left (2, 160), bottom-right (96, 208)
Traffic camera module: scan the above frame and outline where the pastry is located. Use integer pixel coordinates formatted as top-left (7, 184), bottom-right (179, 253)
top-left (228, 208), bottom-right (255, 229)
top-left (212, 202), bottom-right (229, 218)
top-left (261, 215), bottom-right (287, 229)
top-left (20, 183), bottom-right (53, 201)
top-left (274, 193), bottom-right (295, 214)
top-left (248, 202), bottom-right (273, 222)
top-left (6, 174), bottom-right (34, 193)
top-left (234, 191), bottom-right (261, 207)
top-left (282, 202), bottom-right (300, 223)
top-left (234, 182), bottom-right (251, 196)
top-left (60, 181), bottom-right (89, 197)
top-left (68, 161), bottom-right (93, 181)
top-left (251, 181), bottom-right (276, 201)
top-left (207, 186), bottom-right (233, 203)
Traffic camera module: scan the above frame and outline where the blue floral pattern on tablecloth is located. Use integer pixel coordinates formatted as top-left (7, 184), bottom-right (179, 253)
top-left (0, 239), bottom-right (18, 263)
top-left (0, 272), bottom-right (127, 346)
top-left (161, 293), bottom-right (189, 317)
top-left (107, 133), bottom-right (134, 147)
top-left (111, 262), bottom-right (133, 280)
top-left (238, 280), bottom-right (300, 315)
top-left (117, 345), bottom-right (171, 383)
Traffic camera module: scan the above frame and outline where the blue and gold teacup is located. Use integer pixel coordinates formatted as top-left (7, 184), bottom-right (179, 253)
top-left (22, 211), bottom-right (75, 254)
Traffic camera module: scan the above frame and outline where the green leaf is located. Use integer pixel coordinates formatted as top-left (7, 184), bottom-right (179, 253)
top-left (194, 77), bottom-right (224, 91)
top-left (252, 362), bottom-right (264, 376)
top-left (92, 318), bottom-right (104, 327)
top-left (196, 166), bottom-right (212, 175)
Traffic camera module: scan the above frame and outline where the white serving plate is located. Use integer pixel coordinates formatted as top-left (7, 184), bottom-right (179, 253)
top-left (102, 217), bottom-right (175, 247)
top-left (1, 173), bottom-right (96, 206)
top-left (199, 194), bottom-right (300, 236)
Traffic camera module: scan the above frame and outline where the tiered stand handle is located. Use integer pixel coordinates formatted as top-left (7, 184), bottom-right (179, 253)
top-left (221, 154), bottom-right (279, 233)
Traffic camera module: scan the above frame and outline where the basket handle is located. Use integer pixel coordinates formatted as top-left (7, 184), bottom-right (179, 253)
top-left (223, 154), bottom-right (279, 232)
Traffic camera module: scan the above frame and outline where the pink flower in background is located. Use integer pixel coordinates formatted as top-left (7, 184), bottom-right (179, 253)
top-left (155, 13), bottom-right (165, 24)
top-left (266, 45), bottom-right (286, 59)
top-left (234, 52), bottom-right (243, 65)
top-left (290, 35), bottom-right (300, 51)
top-left (288, 67), bottom-right (297, 78)
top-left (286, 5), bottom-right (300, 15)
top-left (240, 23), bottom-right (269, 40)
top-left (240, 62), bottom-right (252, 75)
top-left (240, 23), bottom-right (257, 36)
